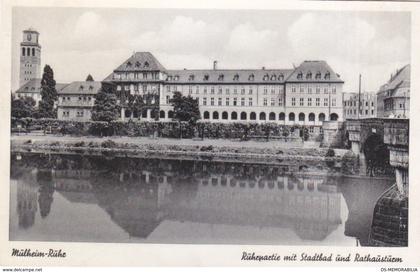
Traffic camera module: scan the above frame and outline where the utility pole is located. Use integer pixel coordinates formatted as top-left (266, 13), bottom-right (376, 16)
top-left (358, 74), bottom-right (361, 119)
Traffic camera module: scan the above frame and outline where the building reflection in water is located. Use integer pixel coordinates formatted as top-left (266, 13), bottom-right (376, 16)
top-left (11, 153), bottom-right (349, 243)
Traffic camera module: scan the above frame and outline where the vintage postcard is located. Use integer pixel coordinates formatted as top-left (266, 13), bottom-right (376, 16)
top-left (0, 0), bottom-right (419, 268)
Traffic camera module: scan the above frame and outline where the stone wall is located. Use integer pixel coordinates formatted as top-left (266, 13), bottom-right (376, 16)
top-left (321, 121), bottom-right (345, 148)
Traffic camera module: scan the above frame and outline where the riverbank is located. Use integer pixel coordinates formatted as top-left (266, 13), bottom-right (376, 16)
top-left (11, 134), bottom-right (347, 170)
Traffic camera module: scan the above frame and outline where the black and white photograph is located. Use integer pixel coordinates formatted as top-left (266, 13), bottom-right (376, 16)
top-left (1, 0), bottom-right (418, 268)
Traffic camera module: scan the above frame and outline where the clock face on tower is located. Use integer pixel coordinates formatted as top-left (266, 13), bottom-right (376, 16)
top-left (27, 33), bottom-right (31, 41)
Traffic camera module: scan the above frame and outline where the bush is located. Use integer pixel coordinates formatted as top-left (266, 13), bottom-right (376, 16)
top-left (326, 148), bottom-right (335, 157)
top-left (74, 141), bottom-right (85, 147)
top-left (101, 139), bottom-right (118, 149)
top-left (200, 145), bottom-right (213, 152)
top-left (24, 139), bottom-right (32, 144)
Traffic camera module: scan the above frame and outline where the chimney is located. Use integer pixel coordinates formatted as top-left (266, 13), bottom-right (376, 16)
top-left (213, 60), bottom-right (218, 70)
top-left (262, 66), bottom-right (265, 70)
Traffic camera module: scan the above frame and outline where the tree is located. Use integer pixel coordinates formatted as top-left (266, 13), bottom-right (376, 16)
top-left (169, 91), bottom-right (201, 138)
top-left (127, 94), bottom-right (145, 119)
top-left (11, 95), bottom-right (36, 118)
top-left (38, 65), bottom-right (57, 118)
top-left (86, 74), bottom-right (94, 81)
top-left (91, 82), bottom-right (121, 122)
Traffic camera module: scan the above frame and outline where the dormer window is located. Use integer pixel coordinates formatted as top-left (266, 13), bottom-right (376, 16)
top-left (79, 85), bottom-right (84, 90)
top-left (89, 86), bottom-right (93, 90)
top-left (31, 87), bottom-right (35, 91)
top-left (233, 74), bottom-right (239, 81)
top-left (248, 74), bottom-right (254, 81)
top-left (167, 76), bottom-right (173, 81)
top-left (278, 74), bottom-right (284, 81)
top-left (174, 75), bottom-right (179, 81)
top-left (126, 61), bottom-right (132, 67)
top-left (135, 61), bottom-right (141, 67)
top-left (25, 87), bottom-right (29, 90)
top-left (144, 61), bottom-right (149, 68)
top-left (188, 74), bottom-right (195, 81)
top-left (315, 72), bottom-right (321, 79)
top-left (270, 74), bottom-right (276, 80)
top-left (263, 74), bottom-right (269, 81)
top-left (324, 72), bottom-right (330, 80)
top-left (297, 72), bottom-right (303, 79)
top-left (306, 71), bottom-right (312, 79)
top-left (204, 74), bottom-right (209, 81)
top-left (218, 74), bottom-right (224, 81)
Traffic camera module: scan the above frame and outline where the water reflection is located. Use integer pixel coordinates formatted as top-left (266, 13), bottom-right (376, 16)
top-left (10, 153), bottom-right (393, 245)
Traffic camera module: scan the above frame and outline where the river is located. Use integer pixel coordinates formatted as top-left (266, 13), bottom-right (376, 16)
top-left (9, 152), bottom-right (393, 246)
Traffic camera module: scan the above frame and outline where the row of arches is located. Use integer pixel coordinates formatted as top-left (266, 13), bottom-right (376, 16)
top-left (201, 111), bottom-right (338, 122)
top-left (122, 109), bottom-right (339, 122)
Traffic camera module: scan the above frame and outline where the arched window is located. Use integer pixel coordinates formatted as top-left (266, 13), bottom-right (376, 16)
top-left (32, 48), bottom-right (35, 56)
top-left (269, 112), bottom-right (276, 120)
top-left (289, 112), bottom-right (295, 121)
top-left (159, 110), bottom-right (166, 119)
top-left (306, 71), bottom-right (312, 79)
top-left (319, 113), bottom-right (325, 122)
top-left (144, 61), bottom-right (149, 68)
top-left (250, 112), bottom-right (256, 120)
top-left (231, 111), bottom-right (238, 120)
top-left (213, 111), bottom-right (219, 120)
top-left (26, 48), bottom-right (30, 56)
top-left (278, 74), bottom-right (284, 81)
top-left (22, 47), bottom-right (25, 56)
top-left (297, 72), bottom-right (303, 79)
top-left (299, 113), bottom-right (305, 121)
top-left (125, 110), bottom-right (131, 118)
top-left (150, 110), bottom-right (157, 119)
top-left (279, 112), bottom-right (285, 121)
top-left (222, 111), bottom-right (228, 120)
top-left (133, 111), bottom-right (139, 118)
top-left (259, 112), bottom-right (266, 120)
top-left (240, 112), bottom-right (247, 120)
top-left (203, 111), bottom-right (210, 120)
top-left (330, 113), bottom-right (339, 121)
top-left (248, 74), bottom-right (254, 81)
top-left (309, 113), bottom-right (315, 122)
top-left (168, 110), bottom-right (174, 119)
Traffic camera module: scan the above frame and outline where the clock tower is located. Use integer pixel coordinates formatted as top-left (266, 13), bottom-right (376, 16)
top-left (19, 28), bottom-right (41, 87)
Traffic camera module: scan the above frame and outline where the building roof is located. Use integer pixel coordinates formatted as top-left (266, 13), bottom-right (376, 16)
top-left (378, 64), bottom-right (410, 96)
top-left (58, 81), bottom-right (101, 95)
top-left (114, 52), bottom-right (166, 72)
top-left (164, 69), bottom-right (294, 84)
top-left (286, 60), bottom-right (344, 83)
top-left (15, 79), bottom-right (67, 94)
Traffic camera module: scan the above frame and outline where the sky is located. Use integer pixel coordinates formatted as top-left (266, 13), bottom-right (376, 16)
top-left (11, 7), bottom-right (411, 92)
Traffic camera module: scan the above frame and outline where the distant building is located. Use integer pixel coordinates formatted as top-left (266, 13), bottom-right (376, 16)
top-left (377, 65), bottom-right (410, 118)
top-left (57, 81), bottom-right (101, 121)
top-left (104, 52), bottom-right (345, 127)
top-left (343, 92), bottom-right (377, 120)
top-left (15, 79), bottom-right (67, 106)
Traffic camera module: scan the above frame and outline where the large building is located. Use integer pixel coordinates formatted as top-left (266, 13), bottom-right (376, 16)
top-left (343, 92), bottom-right (377, 120)
top-left (15, 79), bottom-right (67, 106)
top-left (377, 64), bottom-right (410, 118)
top-left (104, 52), bottom-right (344, 126)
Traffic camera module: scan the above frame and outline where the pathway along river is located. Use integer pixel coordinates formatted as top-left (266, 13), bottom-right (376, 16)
top-left (10, 152), bottom-right (393, 246)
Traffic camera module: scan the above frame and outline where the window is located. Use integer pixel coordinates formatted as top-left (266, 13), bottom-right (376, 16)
top-left (279, 112), bottom-right (285, 120)
top-left (234, 88), bottom-right (238, 95)
top-left (316, 98), bottom-right (320, 106)
top-left (332, 86), bottom-right (336, 94)
top-left (204, 74), bottom-right (209, 81)
top-left (297, 72), bottom-right (303, 79)
top-left (233, 74), bottom-right (239, 81)
top-left (248, 74), bottom-right (254, 81)
top-left (204, 87), bottom-right (207, 94)
top-left (218, 97), bottom-right (222, 106)
top-left (196, 86), bottom-right (199, 94)
top-left (233, 98), bottom-right (237, 106)
top-left (271, 87), bottom-right (275, 95)
top-left (204, 111), bottom-right (210, 119)
top-left (324, 87), bottom-right (328, 94)
top-left (292, 97), bottom-right (296, 106)
top-left (278, 74), bottom-right (284, 81)
top-left (315, 72), bottom-right (321, 79)
top-left (289, 112), bottom-right (295, 121)
top-left (308, 98), bottom-right (312, 106)
top-left (144, 61), bottom-right (149, 68)
top-left (299, 98), bottom-right (304, 106)
top-left (299, 113), bottom-right (305, 121)
top-left (324, 98), bottom-right (328, 106)
top-left (203, 97), bottom-right (207, 106)
top-left (264, 86), bottom-right (268, 95)
top-left (309, 113), bottom-right (315, 122)
top-left (211, 97), bottom-right (215, 106)
top-left (269, 112), bottom-right (276, 120)
top-left (332, 98), bottom-right (336, 106)
top-left (278, 98), bottom-right (283, 106)
top-left (306, 72), bottom-right (312, 79)
top-left (324, 72), bottom-right (330, 80)
top-left (241, 87), bottom-right (245, 95)
top-left (222, 112), bottom-right (228, 120)
top-left (300, 86), bottom-right (304, 93)
top-left (241, 97), bottom-right (245, 106)
top-left (226, 88), bottom-right (230, 95)
top-left (263, 74), bottom-right (269, 81)
top-left (308, 87), bottom-right (312, 94)
top-left (218, 87), bottom-right (222, 94)
top-left (226, 98), bottom-right (230, 106)
top-left (250, 112), bottom-right (256, 120)
top-left (248, 98), bottom-right (253, 106)
top-left (189, 74), bottom-right (195, 81)
top-left (270, 98), bottom-right (275, 106)
top-left (189, 86), bottom-right (193, 94)
top-left (248, 87), bottom-right (253, 95)
top-left (211, 87), bottom-right (215, 94)
top-left (218, 74), bottom-right (224, 81)
top-left (260, 112), bottom-right (266, 120)
top-left (263, 98), bottom-right (268, 106)
top-left (292, 86), bottom-right (296, 93)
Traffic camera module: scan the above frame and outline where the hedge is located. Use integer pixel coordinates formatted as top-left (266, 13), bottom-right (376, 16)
top-left (11, 117), bottom-right (321, 140)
